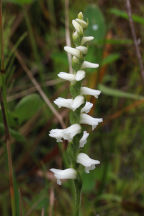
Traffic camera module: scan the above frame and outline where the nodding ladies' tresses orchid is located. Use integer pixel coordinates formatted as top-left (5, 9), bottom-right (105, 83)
top-left (49, 11), bottom-right (102, 214)
top-left (50, 168), bottom-right (77, 185)
top-left (77, 153), bottom-right (100, 173)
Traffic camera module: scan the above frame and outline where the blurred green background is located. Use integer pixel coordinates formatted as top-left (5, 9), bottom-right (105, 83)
top-left (0, 0), bottom-right (144, 215)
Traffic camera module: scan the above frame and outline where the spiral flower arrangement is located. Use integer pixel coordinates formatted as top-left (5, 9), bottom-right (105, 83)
top-left (49, 12), bottom-right (103, 215)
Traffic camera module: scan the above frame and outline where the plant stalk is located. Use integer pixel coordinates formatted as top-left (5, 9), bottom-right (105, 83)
top-left (0, 1), bottom-right (15, 215)
top-left (74, 179), bottom-right (82, 216)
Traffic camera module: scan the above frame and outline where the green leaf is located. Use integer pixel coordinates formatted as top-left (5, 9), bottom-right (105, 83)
top-left (84, 5), bottom-right (106, 41)
top-left (110, 8), bottom-right (144, 25)
top-left (0, 123), bottom-right (26, 142)
top-left (98, 193), bottom-right (122, 202)
top-left (99, 84), bottom-right (144, 100)
top-left (14, 93), bottom-right (43, 124)
top-left (5, 0), bottom-right (35, 5)
top-left (102, 53), bottom-right (120, 66)
top-left (82, 170), bottom-right (99, 192)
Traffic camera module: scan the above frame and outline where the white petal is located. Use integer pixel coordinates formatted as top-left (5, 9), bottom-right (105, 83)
top-left (54, 96), bottom-right (84, 111)
top-left (72, 20), bottom-right (83, 34)
top-left (80, 113), bottom-right (103, 130)
top-left (49, 124), bottom-right (81, 142)
top-left (71, 96), bottom-right (84, 111)
top-left (64, 46), bottom-right (81, 58)
top-left (76, 46), bottom-right (88, 55)
top-left (81, 61), bottom-right (99, 69)
top-left (81, 87), bottom-right (101, 98)
top-left (79, 131), bottom-right (89, 148)
top-left (54, 97), bottom-right (73, 109)
top-left (50, 168), bottom-right (77, 185)
top-left (76, 18), bottom-right (88, 28)
top-left (77, 153), bottom-right (100, 173)
top-left (81, 102), bottom-right (93, 113)
top-left (75, 70), bottom-right (85, 81)
top-left (73, 31), bottom-right (79, 41)
top-left (58, 72), bottom-right (75, 81)
top-left (81, 36), bottom-right (94, 45)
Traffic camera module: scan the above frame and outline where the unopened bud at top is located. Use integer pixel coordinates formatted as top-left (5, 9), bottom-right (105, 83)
top-left (78, 12), bottom-right (83, 20)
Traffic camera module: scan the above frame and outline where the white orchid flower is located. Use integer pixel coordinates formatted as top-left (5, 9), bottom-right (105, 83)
top-left (54, 95), bottom-right (84, 111)
top-left (81, 102), bottom-right (93, 113)
top-left (76, 18), bottom-right (88, 28)
top-left (58, 70), bottom-right (85, 82)
top-left (77, 153), bottom-right (100, 173)
top-left (81, 61), bottom-right (99, 69)
top-left (49, 124), bottom-right (81, 142)
top-left (81, 87), bottom-right (101, 98)
top-left (72, 20), bottom-right (83, 34)
top-left (81, 36), bottom-right (94, 45)
top-left (50, 168), bottom-right (77, 185)
top-left (76, 46), bottom-right (88, 55)
top-left (79, 131), bottom-right (89, 148)
top-left (58, 72), bottom-right (75, 81)
top-left (64, 46), bottom-right (81, 58)
top-left (80, 113), bottom-right (103, 130)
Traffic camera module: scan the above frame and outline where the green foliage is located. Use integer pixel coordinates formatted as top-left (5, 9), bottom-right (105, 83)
top-left (14, 94), bottom-right (43, 124)
top-left (99, 84), bottom-right (144, 100)
top-left (5, 0), bottom-right (35, 5)
top-left (84, 5), bottom-right (106, 41)
top-left (102, 53), bottom-right (120, 66)
top-left (110, 8), bottom-right (144, 25)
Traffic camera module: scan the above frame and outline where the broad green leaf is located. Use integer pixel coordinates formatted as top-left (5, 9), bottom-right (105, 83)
top-left (102, 53), bottom-right (120, 66)
top-left (84, 5), bottom-right (106, 41)
top-left (14, 93), bottom-right (43, 124)
top-left (110, 8), bottom-right (144, 25)
top-left (99, 84), bottom-right (144, 100)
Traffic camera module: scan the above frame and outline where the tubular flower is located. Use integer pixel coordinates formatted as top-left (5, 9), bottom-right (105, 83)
top-left (80, 113), bottom-right (103, 130)
top-left (81, 61), bottom-right (99, 69)
top-left (81, 86), bottom-right (101, 98)
top-left (58, 70), bottom-right (85, 82)
top-left (50, 168), bottom-right (77, 185)
top-left (81, 102), bottom-right (93, 113)
top-left (54, 95), bottom-right (84, 111)
top-left (49, 124), bottom-right (81, 142)
top-left (79, 131), bottom-right (89, 148)
top-left (49, 12), bottom-right (102, 186)
top-left (77, 153), bottom-right (100, 173)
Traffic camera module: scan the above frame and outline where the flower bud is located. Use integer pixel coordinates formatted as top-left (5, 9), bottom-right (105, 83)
top-left (81, 61), bottom-right (99, 69)
top-left (81, 36), bottom-right (94, 45)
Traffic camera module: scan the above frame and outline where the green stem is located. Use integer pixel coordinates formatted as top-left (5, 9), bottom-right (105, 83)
top-left (0, 1), bottom-right (15, 215)
top-left (74, 180), bottom-right (82, 216)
